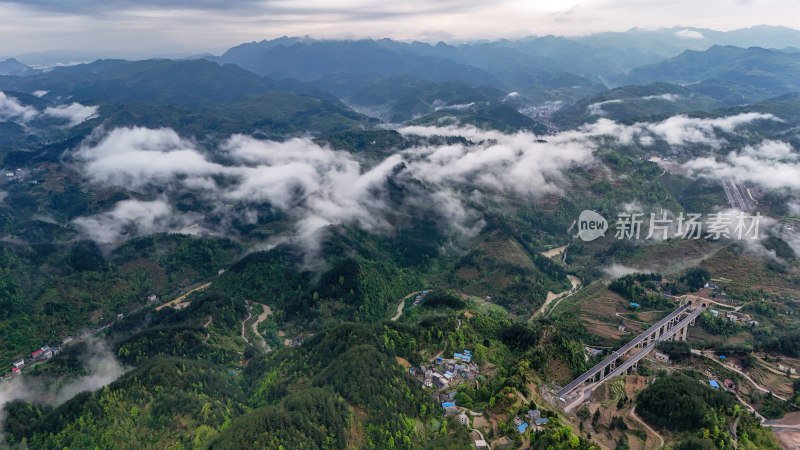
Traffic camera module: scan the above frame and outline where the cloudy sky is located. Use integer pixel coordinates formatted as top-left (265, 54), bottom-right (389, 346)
top-left (1, 0), bottom-right (798, 58)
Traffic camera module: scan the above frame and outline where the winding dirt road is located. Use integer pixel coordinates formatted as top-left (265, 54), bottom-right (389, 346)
top-left (391, 291), bottom-right (422, 321)
top-left (629, 406), bottom-right (664, 449)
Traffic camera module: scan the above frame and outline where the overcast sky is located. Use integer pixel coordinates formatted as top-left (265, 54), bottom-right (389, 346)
top-left (2, 0), bottom-right (798, 58)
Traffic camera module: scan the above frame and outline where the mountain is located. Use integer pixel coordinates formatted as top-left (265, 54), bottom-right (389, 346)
top-left (311, 74), bottom-right (505, 123)
top-left (409, 100), bottom-right (549, 134)
top-left (0, 58), bottom-right (32, 76)
top-left (551, 83), bottom-right (726, 128)
top-left (216, 38), bottom-right (606, 106)
top-left (575, 25), bottom-right (800, 61)
top-left (217, 39), bottom-right (501, 87)
top-left (621, 45), bottom-right (800, 105)
top-left (0, 59), bottom-right (278, 109)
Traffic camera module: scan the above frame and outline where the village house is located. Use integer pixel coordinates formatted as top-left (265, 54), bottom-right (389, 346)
top-left (433, 373), bottom-right (449, 388)
top-left (654, 351), bottom-right (670, 363)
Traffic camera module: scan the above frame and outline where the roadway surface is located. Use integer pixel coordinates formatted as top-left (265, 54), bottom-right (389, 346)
top-left (557, 303), bottom-right (693, 398)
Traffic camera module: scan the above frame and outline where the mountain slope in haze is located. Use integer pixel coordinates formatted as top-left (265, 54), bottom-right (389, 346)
top-left (216, 38), bottom-right (606, 106)
top-left (622, 45), bottom-right (800, 105)
top-left (0, 59), bottom-right (278, 109)
top-left (551, 83), bottom-right (726, 128)
top-left (217, 39), bottom-right (501, 87)
top-left (312, 74), bottom-right (506, 123)
top-left (575, 25), bottom-right (800, 62)
top-left (0, 58), bottom-right (32, 76)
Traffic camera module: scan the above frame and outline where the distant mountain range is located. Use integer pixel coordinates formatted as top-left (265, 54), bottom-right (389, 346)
top-left (622, 45), bottom-right (800, 105)
top-left (2, 26), bottom-right (799, 134)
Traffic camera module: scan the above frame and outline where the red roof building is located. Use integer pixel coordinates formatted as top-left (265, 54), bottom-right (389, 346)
top-left (31, 349), bottom-right (44, 358)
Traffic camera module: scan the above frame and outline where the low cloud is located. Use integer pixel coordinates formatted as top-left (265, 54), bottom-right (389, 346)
top-left (685, 140), bottom-right (800, 190)
top-left (71, 125), bottom-right (603, 254)
top-left (72, 198), bottom-right (198, 244)
top-left (68, 113), bottom-right (781, 259)
top-left (603, 264), bottom-right (657, 279)
top-left (641, 113), bottom-right (777, 148)
top-left (0, 90), bottom-right (98, 127)
top-left (0, 91), bottom-right (38, 122)
top-left (586, 94), bottom-right (680, 116)
top-left (0, 340), bottom-right (127, 441)
top-left (580, 113), bottom-right (777, 148)
top-left (675, 29), bottom-right (705, 40)
top-left (44, 103), bottom-right (99, 126)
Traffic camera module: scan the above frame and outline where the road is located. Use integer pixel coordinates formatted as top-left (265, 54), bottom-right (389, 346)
top-left (722, 177), bottom-right (752, 214)
top-left (156, 282), bottom-right (212, 311)
top-left (540, 275), bottom-right (582, 319)
top-left (250, 304), bottom-right (272, 350)
top-left (557, 303), bottom-right (697, 399)
top-left (240, 303), bottom-right (273, 350)
top-left (692, 350), bottom-right (788, 401)
top-left (629, 406), bottom-right (664, 449)
top-left (391, 291), bottom-right (422, 321)
top-left (240, 311), bottom-right (252, 343)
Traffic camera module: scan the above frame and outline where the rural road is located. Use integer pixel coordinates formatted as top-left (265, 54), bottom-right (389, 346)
top-left (391, 291), bottom-right (422, 321)
top-left (629, 406), bottom-right (664, 449)
top-left (693, 350), bottom-right (788, 401)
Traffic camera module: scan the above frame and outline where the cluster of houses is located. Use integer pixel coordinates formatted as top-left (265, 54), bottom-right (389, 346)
top-left (778, 363), bottom-right (798, 375)
top-left (708, 378), bottom-right (736, 390)
top-left (709, 309), bottom-right (759, 326)
top-left (3, 168), bottom-right (29, 182)
top-left (5, 342), bottom-right (66, 378)
top-left (411, 290), bottom-right (430, 308)
top-left (513, 409), bottom-right (549, 434)
top-left (411, 349), bottom-right (480, 390)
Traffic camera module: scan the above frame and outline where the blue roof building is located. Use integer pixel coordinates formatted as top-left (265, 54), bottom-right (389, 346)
top-left (534, 418), bottom-right (549, 426)
top-left (454, 352), bottom-right (472, 363)
top-left (709, 380), bottom-right (720, 389)
top-left (441, 402), bottom-right (456, 408)
top-left (517, 423), bottom-right (529, 433)
top-left (630, 302), bottom-right (640, 308)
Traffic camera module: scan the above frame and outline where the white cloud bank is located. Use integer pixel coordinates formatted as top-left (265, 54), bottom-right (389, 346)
top-left (44, 102), bottom-right (99, 126)
top-left (71, 124), bottom-right (606, 248)
top-left (69, 112), bottom-right (780, 253)
top-left (0, 90), bottom-right (98, 127)
top-left (675, 29), bottom-right (705, 40)
top-left (685, 140), bottom-right (800, 190)
top-left (0, 91), bottom-right (38, 122)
